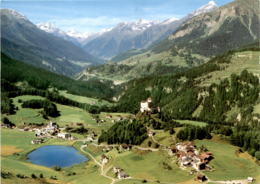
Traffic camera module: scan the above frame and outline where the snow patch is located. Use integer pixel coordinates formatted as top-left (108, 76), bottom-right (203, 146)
top-left (190, 1), bottom-right (218, 17)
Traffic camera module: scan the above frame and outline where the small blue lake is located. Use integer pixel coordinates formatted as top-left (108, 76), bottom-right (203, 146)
top-left (28, 145), bottom-right (88, 168)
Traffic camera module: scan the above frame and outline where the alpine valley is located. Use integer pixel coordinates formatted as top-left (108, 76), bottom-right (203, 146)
top-left (1, 0), bottom-right (260, 184)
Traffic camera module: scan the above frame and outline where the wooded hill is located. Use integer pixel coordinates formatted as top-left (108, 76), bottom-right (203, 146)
top-left (1, 53), bottom-right (116, 100)
top-left (113, 45), bottom-right (260, 157)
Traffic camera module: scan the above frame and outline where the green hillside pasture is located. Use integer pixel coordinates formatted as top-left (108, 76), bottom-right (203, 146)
top-left (197, 51), bottom-right (260, 86)
top-left (111, 149), bottom-right (192, 183)
top-left (53, 105), bottom-right (121, 133)
top-left (195, 139), bottom-right (260, 182)
top-left (8, 95), bottom-right (133, 135)
top-left (8, 95), bottom-right (47, 126)
top-left (176, 120), bottom-right (208, 127)
top-left (153, 130), bottom-right (175, 146)
top-left (63, 161), bottom-right (110, 184)
top-left (1, 128), bottom-right (36, 153)
top-left (59, 90), bottom-right (112, 106)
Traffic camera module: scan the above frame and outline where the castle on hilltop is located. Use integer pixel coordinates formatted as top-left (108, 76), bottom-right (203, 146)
top-left (140, 97), bottom-right (160, 114)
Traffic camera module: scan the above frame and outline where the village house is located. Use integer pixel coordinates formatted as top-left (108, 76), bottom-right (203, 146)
top-left (102, 146), bottom-right (113, 152)
top-left (101, 154), bottom-right (109, 165)
top-left (119, 144), bottom-right (131, 152)
top-left (148, 130), bottom-right (155, 137)
top-left (113, 167), bottom-right (129, 179)
top-left (197, 174), bottom-right (207, 182)
top-left (247, 177), bottom-right (254, 183)
top-left (31, 138), bottom-right (44, 144)
top-left (106, 115), bottom-right (113, 119)
top-left (57, 132), bottom-right (72, 140)
top-left (86, 135), bottom-right (95, 142)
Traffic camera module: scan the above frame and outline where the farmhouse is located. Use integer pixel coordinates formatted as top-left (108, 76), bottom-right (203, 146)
top-left (197, 174), bottom-right (207, 182)
top-left (102, 146), bottom-right (113, 152)
top-left (119, 144), bottom-right (131, 151)
top-left (148, 130), bottom-right (155, 137)
top-left (31, 138), bottom-right (44, 144)
top-left (247, 177), bottom-right (254, 183)
top-left (101, 154), bottom-right (109, 165)
top-left (113, 167), bottom-right (129, 179)
top-left (86, 135), bottom-right (95, 142)
top-left (57, 132), bottom-right (72, 140)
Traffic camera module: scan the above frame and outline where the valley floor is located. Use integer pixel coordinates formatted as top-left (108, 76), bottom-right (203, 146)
top-left (1, 95), bottom-right (260, 184)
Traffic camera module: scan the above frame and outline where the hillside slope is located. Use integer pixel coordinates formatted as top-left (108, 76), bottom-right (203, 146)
top-left (1, 53), bottom-right (115, 99)
top-left (116, 45), bottom-right (260, 122)
top-left (155, 0), bottom-right (259, 56)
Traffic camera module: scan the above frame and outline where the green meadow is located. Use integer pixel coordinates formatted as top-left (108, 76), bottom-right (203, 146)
top-left (109, 149), bottom-right (192, 183)
top-left (59, 90), bottom-right (112, 106)
top-left (195, 139), bottom-right (260, 182)
top-left (176, 119), bottom-right (208, 127)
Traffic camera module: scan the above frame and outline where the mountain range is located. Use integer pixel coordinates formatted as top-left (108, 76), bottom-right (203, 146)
top-left (0, 9), bottom-right (102, 76)
top-left (78, 0), bottom-right (259, 82)
top-left (36, 1), bottom-right (217, 60)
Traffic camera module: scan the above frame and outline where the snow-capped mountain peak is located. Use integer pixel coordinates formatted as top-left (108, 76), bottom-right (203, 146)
top-left (5, 9), bottom-right (28, 20)
top-left (114, 19), bottom-right (159, 32)
top-left (191, 1), bottom-right (218, 17)
top-left (37, 22), bottom-right (95, 43)
top-left (37, 22), bottom-right (66, 35)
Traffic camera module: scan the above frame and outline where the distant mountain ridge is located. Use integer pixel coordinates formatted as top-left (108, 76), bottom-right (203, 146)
top-left (0, 9), bottom-right (102, 76)
top-left (37, 22), bottom-right (109, 46)
top-left (82, 1), bottom-right (218, 59)
top-left (34, 1), bottom-right (218, 60)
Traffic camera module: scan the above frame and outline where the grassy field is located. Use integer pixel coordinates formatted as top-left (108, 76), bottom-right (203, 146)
top-left (195, 138), bottom-right (260, 182)
top-left (153, 130), bottom-right (175, 146)
top-left (3, 94), bottom-right (260, 184)
top-left (59, 90), bottom-right (112, 106)
top-left (7, 95), bottom-right (130, 135)
top-left (109, 149), bottom-right (192, 183)
top-left (8, 95), bottom-right (47, 126)
top-left (175, 120), bottom-right (208, 127)
top-left (197, 51), bottom-right (260, 86)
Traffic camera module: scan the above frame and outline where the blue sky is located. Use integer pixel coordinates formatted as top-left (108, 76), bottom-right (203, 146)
top-left (1, 0), bottom-right (233, 33)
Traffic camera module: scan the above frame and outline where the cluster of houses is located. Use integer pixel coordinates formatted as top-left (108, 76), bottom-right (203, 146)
top-left (113, 167), bottom-right (129, 179)
top-left (171, 142), bottom-right (213, 171)
top-left (31, 121), bottom-right (74, 143)
top-left (140, 97), bottom-right (160, 114)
